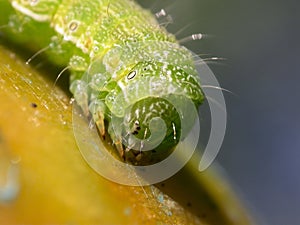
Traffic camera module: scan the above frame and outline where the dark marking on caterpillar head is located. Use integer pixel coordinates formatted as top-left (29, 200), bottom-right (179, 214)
top-left (131, 120), bottom-right (141, 135)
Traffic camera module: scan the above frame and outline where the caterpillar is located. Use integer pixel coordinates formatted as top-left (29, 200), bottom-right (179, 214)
top-left (0, 0), bottom-right (211, 174)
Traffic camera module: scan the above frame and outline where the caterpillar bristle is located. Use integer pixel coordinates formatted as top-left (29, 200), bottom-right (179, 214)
top-left (178, 33), bottom-right (204, 44)
top-left (53, 66), bottom-right (70, 88)
top-left (155, 9), bottom-right (167, 18)
top-left (173, 23), bottom-right (194, 37)
top-left (26, 45), bottom-right (50, 65)
top-left (158, 14), bottom-right (174, 28)
top-left (201, 85), bottom-right (234, 95)
top-left (194, 57), bottom-right (227, 66)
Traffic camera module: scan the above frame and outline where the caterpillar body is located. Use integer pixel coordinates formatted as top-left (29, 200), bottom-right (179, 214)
top-left (1, 0), bottom-right (205, 165)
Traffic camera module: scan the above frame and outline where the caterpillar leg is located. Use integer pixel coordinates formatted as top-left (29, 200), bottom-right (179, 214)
top-left (108, 122), bottom-right (125, 160)
top-left (70, 80), bottom-right (89, 116)
top-left (114, 140), bottom-right (125, 160)
top-left (89, 100), bottom-right (106, 138)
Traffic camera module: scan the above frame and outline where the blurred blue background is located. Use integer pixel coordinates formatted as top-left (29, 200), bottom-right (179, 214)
top-left (140, 0), bottom-right (300, 224)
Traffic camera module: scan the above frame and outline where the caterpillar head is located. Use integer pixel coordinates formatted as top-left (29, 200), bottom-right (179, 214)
top-left (84, 41), bottom-right (204, 165)
top-left (118, 96), bottom-right (181, 165)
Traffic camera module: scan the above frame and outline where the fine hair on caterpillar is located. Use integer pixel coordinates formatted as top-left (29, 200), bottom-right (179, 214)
top-left (1, 0), bottom-right (227, 185)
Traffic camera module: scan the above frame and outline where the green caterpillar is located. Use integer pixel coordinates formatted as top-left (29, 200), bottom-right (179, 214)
top-left (1, 0), bottom-right (204, 166)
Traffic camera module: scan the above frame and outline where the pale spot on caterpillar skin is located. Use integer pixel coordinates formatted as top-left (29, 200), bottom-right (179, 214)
top-left (11, 1), bottom-right (51, 22)
top-left (29, 0), bottom-right (39, 6)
